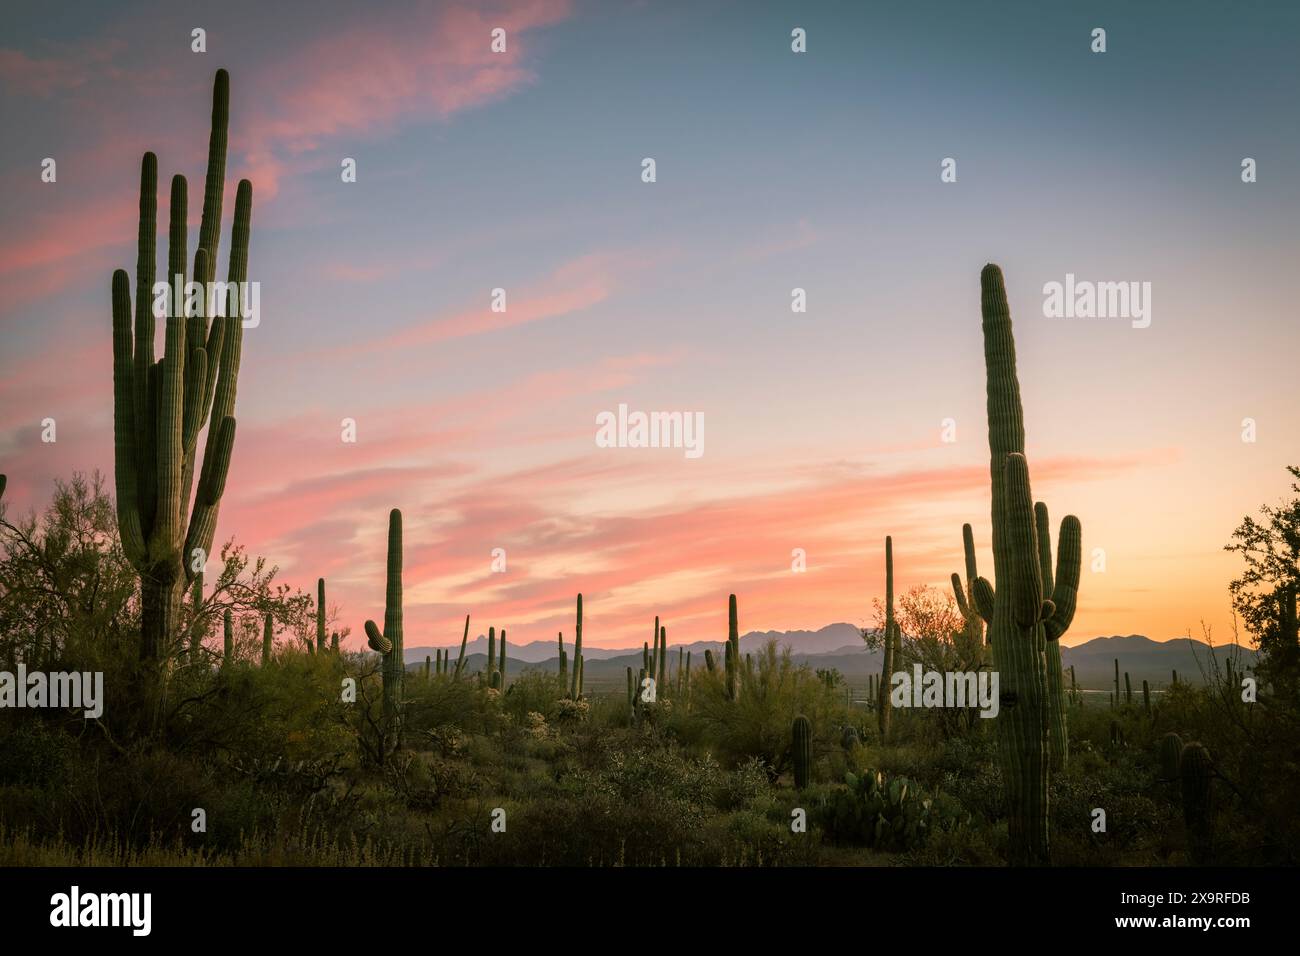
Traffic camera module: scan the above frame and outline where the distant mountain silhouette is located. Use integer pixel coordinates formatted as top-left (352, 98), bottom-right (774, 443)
top-left (403, 628), bottom-right (1255, 690)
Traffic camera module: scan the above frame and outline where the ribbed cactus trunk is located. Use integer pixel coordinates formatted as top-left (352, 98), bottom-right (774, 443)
top-left (569, 594), bottom-right (583, 699)
top-left (454, 615), bottom-right (469, 679)
top-left (1125, 672), bottom-right (1132, 705)
top-left (878, 536), bottom-right (896, 741)
top-left (704, 648), bottom-right (716, 672)
top-left (363, 509), bottom-right (404, 752)
top-left (261, 613), bottom-right (272, 666)
top-left (316, 578), bottom-right (327, 653)
top-left (979, 264), bottom-right (1055, 866)
top-left (650, 616), bottom-right (659, 686)
top-left (727, 594), bottom-right (739, 701)
top-left (1180, 742), bottom-right (1214, 863)
top-left (331, 631), bottom-right (338, 653)
top-left (499, 629), bottom-right (507, 685)
top-left (487, 627), bottom-right (496, 681)
top-left (1142, 679), bottom-right (1151, 714)
top-left (658, 625), bottom-right (667, 692)
top-left (1158, 732), bottom-right (1183, 781)
top-left (222, 609), bottom-right (233, 668)
top-left (791, 715), bottom-right (812, 789)
top-left (112, 70), bottom-right (252, 666)
top-left (1114, 659), bottom-right (1120, 708)
top-left (626, 666), bottom-right (636, 719)
top-left (684, 651), bottom-right (691, 700)
top-left (1035, 501), bottom-right (1080, 772)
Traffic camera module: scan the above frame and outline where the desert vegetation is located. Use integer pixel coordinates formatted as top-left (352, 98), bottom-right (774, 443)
top-left (1, 71), bottom-right (1297, 868)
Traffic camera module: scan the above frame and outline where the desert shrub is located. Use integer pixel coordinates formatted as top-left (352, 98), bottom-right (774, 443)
top-left (0, 718), bottom-right (77, 788)
top-left (685, 640), bottom-right (848, 777)
top-left (498, 669), bottom-right (567, 723)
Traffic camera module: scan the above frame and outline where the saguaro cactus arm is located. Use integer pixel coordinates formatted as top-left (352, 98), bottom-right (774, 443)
top-left (952, 522), bottom-right (992, 625)
top-left (111, 70), bottom-right (253, 661)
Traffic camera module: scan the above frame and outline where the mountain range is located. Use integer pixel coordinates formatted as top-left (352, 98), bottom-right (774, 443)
top-left (403, 625), bottom-right (1254, 690)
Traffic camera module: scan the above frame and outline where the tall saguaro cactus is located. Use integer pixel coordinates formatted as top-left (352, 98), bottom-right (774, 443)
top-left (112, 69), bottom-right (253, 662)
top-left (791, 714), bottom-right (812, 789)
top-left (878, 536), bottom-right (897, 741)
top-left (454, 614), bottom-right (469, 678)
top-left (262, 613), bottom-right (273, 666)
top-left (975, 264), bottom-right (1081, 866)
top-left (727, 594), bottom-right (740, 701)
top-left (364, 509), bottom-right (404, 746)
top-left (569, 594), bottom-right (584, 699)
top-left (316, 578), bottom-right (327, 653)
top-left (222, 609), bottom-right (234, 668)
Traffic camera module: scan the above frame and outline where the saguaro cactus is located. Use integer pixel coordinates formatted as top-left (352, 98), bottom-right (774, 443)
top-left (499, 629), bottom-right (507, 686)
top-left (558, 631), bottom-right (567, 684)
top-left (316, 578), bottom-right (327, 653)
top-left (222, 609), bottom-right (234, 668)
top-left (569, 594), bottom-right (584, 699)
top-left (1158, 732), bottom-right (1183, 781)
top-left (453, 615), bottom-right (469, 678)
top-left (262, 613), bottom-right (273, 666)
top-left (112, 70), bottom-right (253, 662)
top-left (974, 264), bottom-right (1081, 865)
top-left (878, 536), bottom-right (898, 741)
top-left (486, 627), bottom-right (496, 681)
top-left (1142, 679), bottom-right (1151, 714)
top-left (1114, 658), bottom-right (1120, 708)
top-left (951, 523), bottom-right (992, 641)
top-left (1125, 672), bottom-right (1133, 705)
top-left (791, 715), bottom-right (812, 789)
top-left (658, 625), bottom-right (667, 691)
top-left (1034, 501), bottom-right (1081, 771)
top-left (1179, 742), bottom-right (1214, 864)
top-left (704, 648), bottom-right (716, 672)
top-left (363, 509), bottom-right (404, 745)
top-left (727, 594), bottom-right (740, 701)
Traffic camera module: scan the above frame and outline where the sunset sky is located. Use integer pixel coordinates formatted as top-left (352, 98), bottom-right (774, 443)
top-left (2, 0), bottom-right (1297, 651)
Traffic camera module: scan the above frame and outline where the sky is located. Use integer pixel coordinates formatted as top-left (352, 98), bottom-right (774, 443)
top-left (2, 0), bottom-right (1298, 651)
